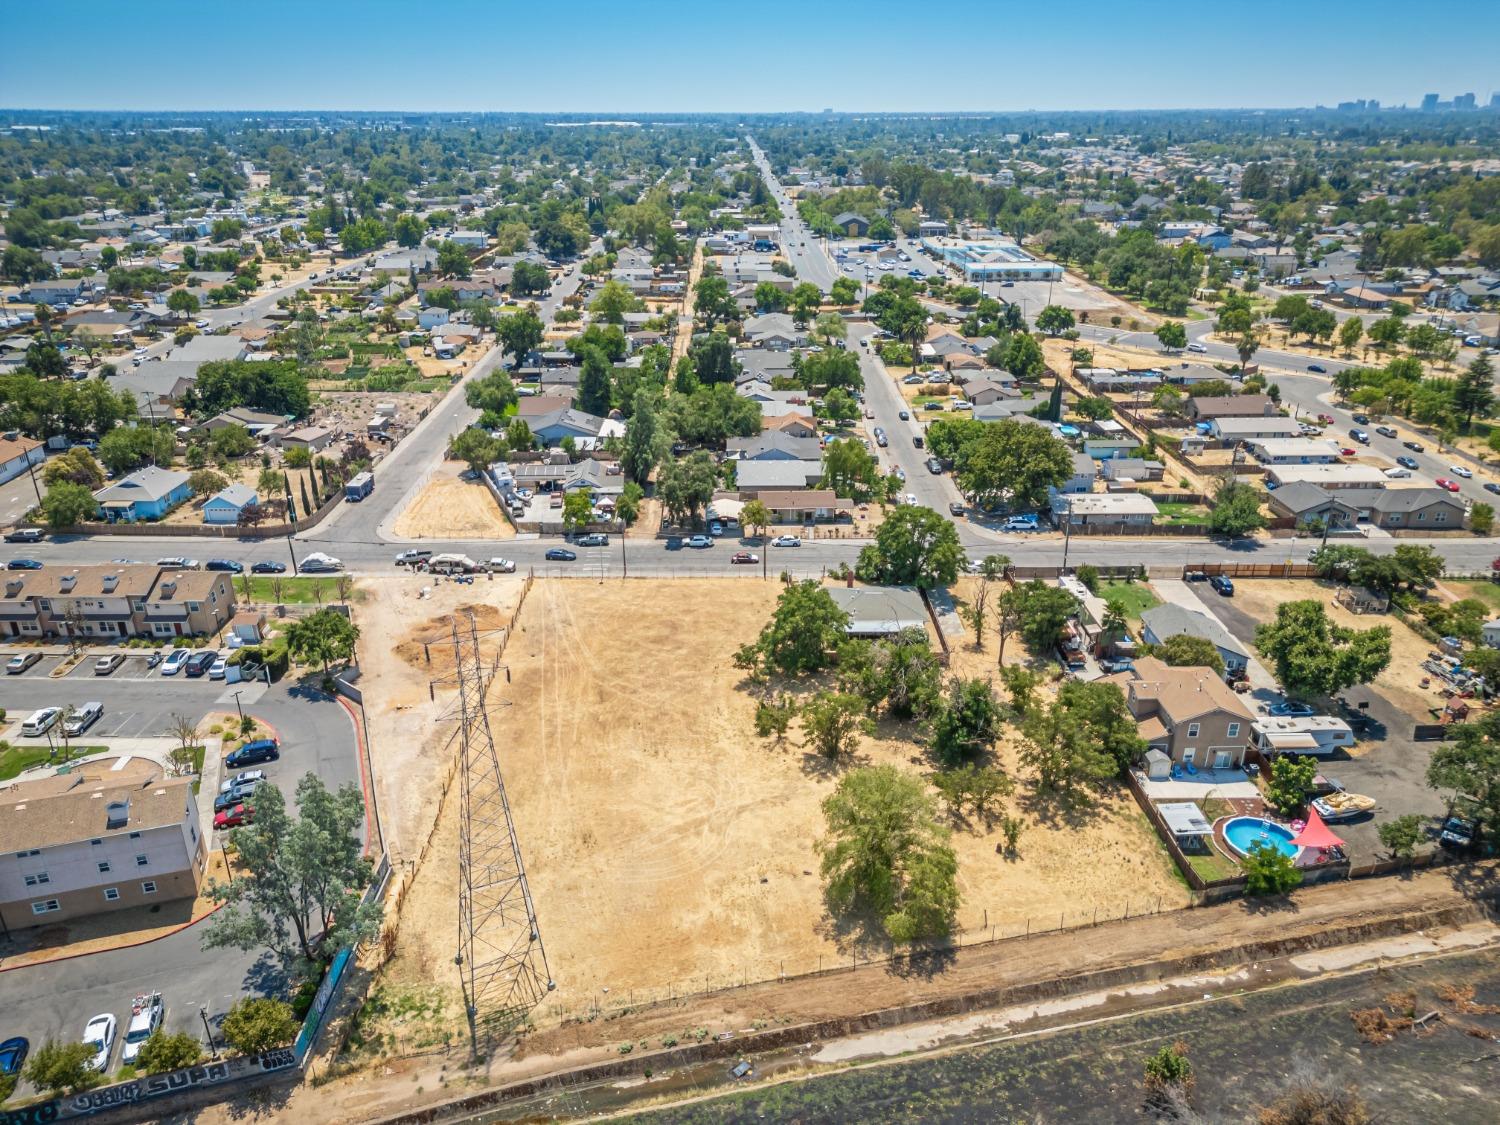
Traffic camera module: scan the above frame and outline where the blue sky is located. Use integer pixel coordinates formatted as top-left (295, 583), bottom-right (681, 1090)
top-left (3, 1), bottom-right (1496, 113)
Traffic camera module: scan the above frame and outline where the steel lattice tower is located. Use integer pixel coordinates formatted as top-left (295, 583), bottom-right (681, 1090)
top-left (448, 609), bottom-right (553, 1050)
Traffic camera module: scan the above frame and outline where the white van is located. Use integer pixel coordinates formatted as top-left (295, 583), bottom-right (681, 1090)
top-left (21, 707), bottom-right (62, 737)
top-left (64, 702), bottom-right (104, 737)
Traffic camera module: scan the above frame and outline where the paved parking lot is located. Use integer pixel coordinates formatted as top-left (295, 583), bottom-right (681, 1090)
top-left (0, 677), bottom-right (364, 1082)
top-left (1185, 586), bottom-right (1450, 861)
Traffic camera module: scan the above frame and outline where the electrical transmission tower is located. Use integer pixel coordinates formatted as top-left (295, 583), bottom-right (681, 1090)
top-left (439, 609), bottom-right (553, 1053)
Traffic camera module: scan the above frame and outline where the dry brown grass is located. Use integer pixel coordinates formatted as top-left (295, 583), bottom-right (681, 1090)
top-left (390, 464), bottom-right (515, 540)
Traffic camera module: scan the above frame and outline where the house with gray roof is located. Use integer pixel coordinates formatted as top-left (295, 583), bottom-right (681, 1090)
top-left (93, 466), bottom-right (192, 522)
top-left (736, 459), bottom-right (824, 494)
top-left (726, 431), bottom-right (823, 462)
top-left (202, 483), bottom-right (257, 525)
top-left (743, 313), bottom-right (806, 350)
top-left (1140, 604), bottom-right (1250, 675)
top-left (827, 586), bottom-right (929, 637)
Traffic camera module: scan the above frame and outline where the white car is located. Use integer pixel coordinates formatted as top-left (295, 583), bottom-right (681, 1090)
top-left (83, 1013), bottom-right (117, 1072)
top-left (771, 535), bottom-right (802, 547)
top-left (121, 993), bottom-right (163, 1064)
top-left (221, 768), bottom-right (267, 793)
top-left (298, 552), bottom-right (342, 573)
top-left (208, 655), bottom-right (228, 680)
top-left (1187, 342), bottom-right (1208, 353)
top-left (1450, 465), bottom-right (1473, 479)
top-left (160, 648), bottom-right (191, 676)
top-left (487, 557), bottom-right (516, 573)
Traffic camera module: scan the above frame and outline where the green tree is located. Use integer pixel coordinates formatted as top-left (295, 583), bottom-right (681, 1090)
top-left (1377, 814), bottom-right (1424, 862)
top-left (798, 348), bottom-right (863, 393)
top-left (656, 449), bottom-right (718, 524)
top-left (930, 764), bottom-right (1013, 820)
top-left (448, 427), bottom-right (500, 475)
top-left (1152, 633), bottom-right (1226, 675)
top-left (281, 442), bottom-right (311, 469)
top-left (204, 774), bottom-right (378, 970)
top-left (436, 240), bottom-right (472, 279)
top-left (1264, 754), bottom-right (1318, 816)
top-left (1471, 503), bottom-right (1495, 537)
top-left (738, 580), bottom-right (850, 677)
top-left (578, 345), bottom-right (613, 416)
top-left (692, 274), bottom-right (734, 328)
top-left (23, 1040), bottom-right (100, 1096)
top-left (754, 280), bottom-right (787, 312)
top-left (496, 309), bottom-right (545, 365)
top-left (1021, 680), bottom-right (1143, 792)
top-left (188, 468), bottom-right (229, 496)
top-left (42, 480), bottom-right (97, 528)
top-left (1035, 304), bottom-right (1075, 336)
top-left (956, 420), bottom-right (1072, 511)
top-left (819, 765), bottom-right (959, 943)
top-left (830, 276), bottom-right (860, 305)
top-left (621, 388), bottom-right (666, 486)
top-left (167, 288), bottom-right (201, 319)
top-left (875, 295), bottom-right (928, 371)
top-left (590, 279), bottom-right (644, 323)
top-left (687, 330), bottom-right (739, 385)
top-left (930, 678), bottom-right (1004, 766)
top-left (1427, 710), bottom-right (1500, 832)
top-left (856, 505), bottom-right (964, 588)
top-left (1004, 332), bottom-right (1046, 379)
top-left (1337, 316), bottom-right (1364, 354)
top-left (511, 260), bottom-right (550, 296)
top-left (562, 491), bottom-right (593, 533)
top-left (220, 997), bottom-right (299, 1054)
top-left (1208, 478), bottom-right (1267, 538)
top-left (1255, 600), bottom-right (1391, 699)
top-left (464, 370), bottom-right (517, 417)
top-left (789, 282), bottom-right (823, 324)
top-left (394, 213), bottom-right (425, 247)
top-left (283, 607), bottom-right (360, 676)
top-left (135, 1030), bottom-right (204, 1074)
top-left (42, 446), bottom-right (105, 489)
top-left (1242, 843), bottom-right (1303, 896)
top-left (801, 691), bottom-right (873, 759)
top-left (1143, 1041), bottom-right (1194, 1100)
top-left (838, 629), bottom-right (944, 719)
top-left (210, 424), bottom-right (257, 460)
top-left (1006, 580), bottom-right (1079, 655)
top-left (741, 498), bottom-right (770, 542)
top-left (1154, 321), bottom-right (1188, 351)
top-left (1454, 353), bottom-right (1496, 428)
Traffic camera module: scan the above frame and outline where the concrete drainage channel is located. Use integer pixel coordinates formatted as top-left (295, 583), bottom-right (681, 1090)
top-left (366, 901), bottom-right (1494, 1125)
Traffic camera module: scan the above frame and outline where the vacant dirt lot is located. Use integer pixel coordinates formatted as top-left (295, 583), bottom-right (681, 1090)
top-left (390, 464), bottom-right (515, 541)
top-left (1226, 578), bottom-right (1437, 718)
top-left (371, 578), bottom-right (1187, 1056)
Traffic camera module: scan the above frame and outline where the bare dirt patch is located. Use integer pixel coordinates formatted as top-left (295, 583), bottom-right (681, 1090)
top-left (391, 464), bottom-right (515, 541)
top-left (1225, 578), bottom-right (1438, 718)
top-left (371, 578), bottom-right (1188, 1055)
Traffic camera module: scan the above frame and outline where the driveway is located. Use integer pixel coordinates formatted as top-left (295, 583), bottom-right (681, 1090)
top-left (1184, 586), bottom-right (1450, 861)
top-left (1151, 578), bottom-right (1280, 696)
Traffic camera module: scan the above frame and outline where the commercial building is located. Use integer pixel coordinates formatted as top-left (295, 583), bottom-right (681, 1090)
top-left (919, 236), bottom-right (1064, 282)
top-left (0, 759), bottom-right (207, 931)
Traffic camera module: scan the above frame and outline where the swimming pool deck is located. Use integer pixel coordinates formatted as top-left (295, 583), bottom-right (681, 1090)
top-left (1135, 768), bottom-right (1261, 801)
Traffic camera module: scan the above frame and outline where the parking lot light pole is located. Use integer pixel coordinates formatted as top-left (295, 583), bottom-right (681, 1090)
top-left (200, 1005), bottom-right (219, 1059)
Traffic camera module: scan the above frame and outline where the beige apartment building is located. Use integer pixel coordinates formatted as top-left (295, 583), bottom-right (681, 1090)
top-left (0, 565), bottom-right (234, 640)
top-left (0, 759), bottom-right (207, 931)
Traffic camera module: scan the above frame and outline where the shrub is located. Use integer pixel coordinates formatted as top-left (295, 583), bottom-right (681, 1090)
top-left (221, 997), bottom-right (298, 1054)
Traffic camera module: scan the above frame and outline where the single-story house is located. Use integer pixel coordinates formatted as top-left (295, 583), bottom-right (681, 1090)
top-left (727, 432), bottom-right (824, 462)
top-left (1140, 604), bottom-right (1250, 675)
top-left (1482, 619), bottom-right (1500, 649)
top-left (1101, 458), bottom-right (1164, 483)
top-left (202, 483), bottom-right (257, 525)
top-left (172, 334), bottom-right (247, 366)
top-left (753, 489), bottom-right (848, 522)
top-left (1050, 493), bottom-right (1159, 529)
top-left (827, 585), bottom-right (929, 638)
top-left (194, 407), bottom-right (291, 439)
top-left (281, 426), bottom-right (334, 453)
top-left (963, 375), bottom-right (1021, 406)
top-left (530, 406), bottom-right (611, 446)
top-left (1248, 438), bottom-right (1342, 465)
top-left (0, 434), bottom-right (45, 487)
top-left (762, 413), bottom-right (818, 439)
top-left (1265, 464), bottom-right (1398, 490)
top-left (743, 313), bottom-right (807, 350)
top-left (1186, 395), bottom-right (1275, 421)
top-left (1107, 655), bottom-right (1254, 769)
top-left (1267, 482), bottom-right (1363, 528)
top-left (1210, 417), bottom-right (1303, 443)
top-left (1366, 487), bottom-right (1467, 530)
top-left (737, 459), bottom-right (824, 494)
top-left (93, 466), bottom-right (193, 522)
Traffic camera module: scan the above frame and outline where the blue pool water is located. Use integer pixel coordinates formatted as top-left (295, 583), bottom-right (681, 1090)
top-left (1223, 816), bottom-right (1299, 859)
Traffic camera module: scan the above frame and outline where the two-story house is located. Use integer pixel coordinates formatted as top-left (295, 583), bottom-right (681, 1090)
top-left (1106, 655), bottom-right (1255, 770)
top-left (0, 759), bottom-right (207, 930)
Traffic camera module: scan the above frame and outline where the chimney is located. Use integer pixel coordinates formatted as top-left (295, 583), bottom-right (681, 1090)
top-left (4, 579), bottom-right (21, 598)
top-left (59, 574), bottom-right (77, 593)
top-left (160, 580), bottom-right (177, 597)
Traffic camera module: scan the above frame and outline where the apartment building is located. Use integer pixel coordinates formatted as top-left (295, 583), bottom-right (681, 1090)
top-left (0, 565), bottom-right (234, 640)
top-left (0, 759), bottom-right (207, 930)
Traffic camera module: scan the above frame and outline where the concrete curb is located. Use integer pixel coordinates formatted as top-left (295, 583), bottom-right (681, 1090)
top-left (0, 901), bottom-right (226, 975)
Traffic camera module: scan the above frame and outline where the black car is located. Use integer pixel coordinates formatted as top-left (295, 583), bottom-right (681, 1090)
top-left (205, 559), bottom-right (243, 573)
top-left (183, 651), bottom-right (217, 678)
top-left (1209, 575), bottom-right (1235, 596)
top-left (1403, 440), bottom-right (1424, 452)
top-left (6, 559), bottom-right (42, 570)
top-left (897, 410), bottom-right (910, 421)
top-left (1352, 413), bottom-right (1370, 425)
top-left (1486, 483), bottom-right (1500, 496)
top-left (2, 528), bottom-right (43, 544)
top-left (1438, 816), bottom-right (1476, 850)
top-left (250, 561), bottom-right (287, 574)
top-left (225, 739), bottom-right (280, 768)
top-left (545, 548), bottom-right (577, 561)
top-left (948, 501), bottom-right (966, 516)
top-left (1308, 364), bottom-right (1327, 374)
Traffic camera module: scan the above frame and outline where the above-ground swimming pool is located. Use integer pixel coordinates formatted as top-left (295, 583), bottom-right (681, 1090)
top-left (1222, 816), bottom-right (1300, 859)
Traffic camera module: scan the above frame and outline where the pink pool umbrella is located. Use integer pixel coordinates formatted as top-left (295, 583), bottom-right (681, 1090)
top-left (1289, 806), bottom-right (1345, 852)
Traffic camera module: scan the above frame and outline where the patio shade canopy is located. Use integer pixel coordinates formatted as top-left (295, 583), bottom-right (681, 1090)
top-left (1157, 801), bottom-right (1213, 837)
top-left (1290, 806), bottom-right (1345, 850)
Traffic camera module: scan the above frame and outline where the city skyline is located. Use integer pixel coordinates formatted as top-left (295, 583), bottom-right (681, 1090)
top-left (2, 0), bottom-right (1497, 114)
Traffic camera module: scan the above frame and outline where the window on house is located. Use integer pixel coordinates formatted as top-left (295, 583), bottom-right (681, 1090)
top-left (31, 899), bottom-right (60, 915)
top-left (97, 861), bottom-right (111, 874)
top-left (1227, 723), bottom-right (1240, 739)
top-left (24, 872), bottom-right (50, 886)
top-left (187, 602), bottom-right (201, 612)
top-left (90, 839), bottom-right (102, 846)
top-left (136, 855), bottom-right (149, 867)
top-left (103, 888), bottom-right (120, 902)
top-left (1435, 512), bottom-right (1447, 524)
top-left (1187, 723), bottom-right (1200, 739)
top-left (129, 832), bottom-right (141, 839)
top-left (14, 849), bottom-right (39, 858)
top-left (1416, 512), bottom-right (1426, 521)
top-left (141, 881), bottom-right (158, 894)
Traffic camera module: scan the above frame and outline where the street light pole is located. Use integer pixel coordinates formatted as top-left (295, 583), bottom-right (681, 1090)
top-left (200, 1005), bottom-right (219, 1059)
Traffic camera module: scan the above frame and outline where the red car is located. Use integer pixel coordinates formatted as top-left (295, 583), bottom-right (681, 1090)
top-left (730, 551), bottom-right (760, 565)
top-left (1339, 447), bottom-right (1356, 457)
top-left (1436, 478), bottom-right (1461, 493)
top-left (214, 803), bottom-right (254, 830)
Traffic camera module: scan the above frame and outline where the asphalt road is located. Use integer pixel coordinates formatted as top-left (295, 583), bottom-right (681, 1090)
top-left (747, 136), bottom-right (838, 292)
